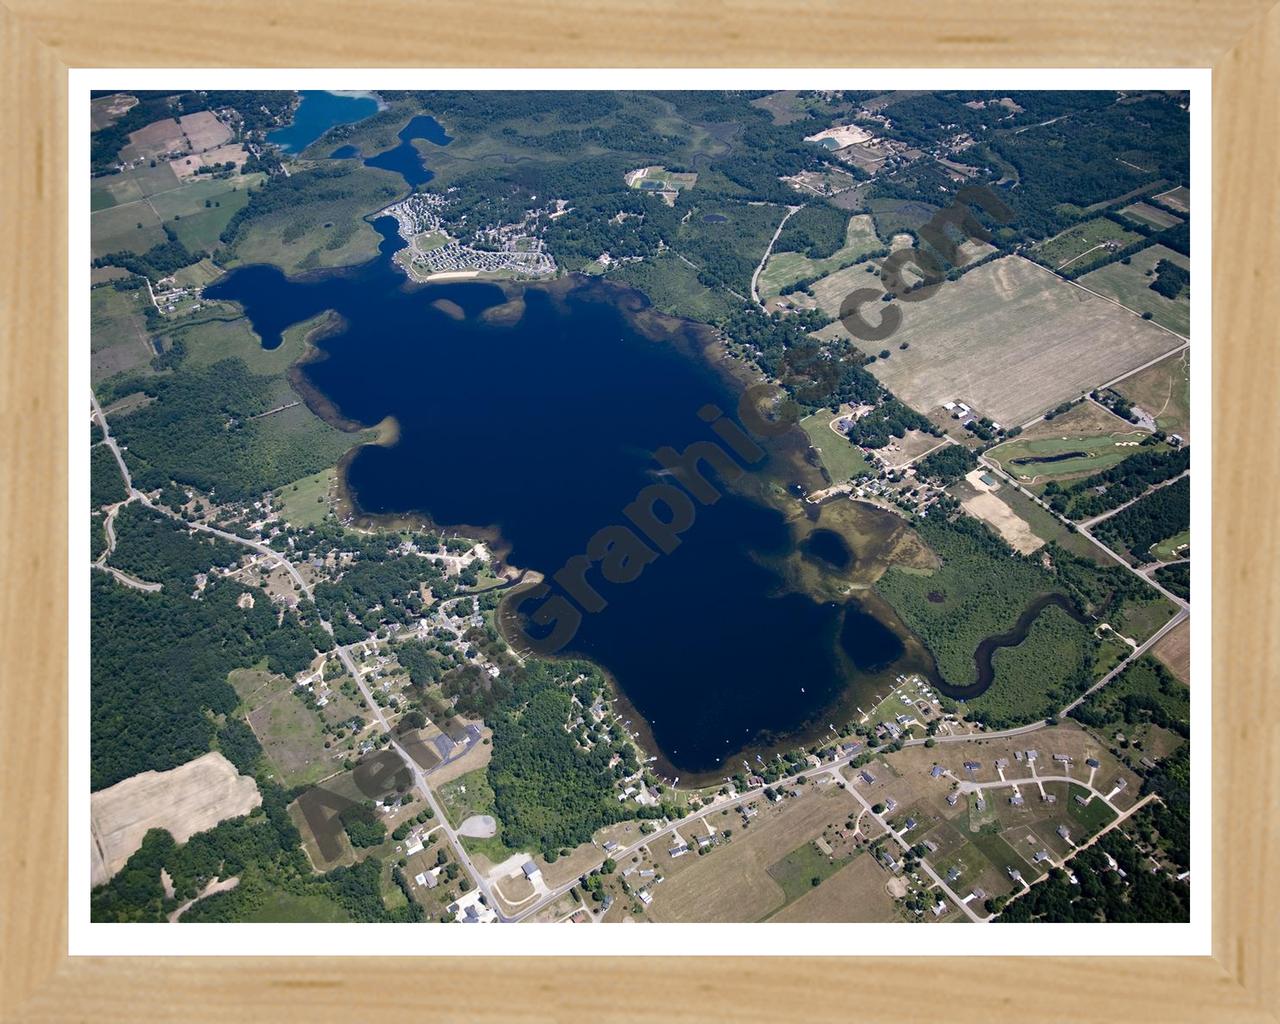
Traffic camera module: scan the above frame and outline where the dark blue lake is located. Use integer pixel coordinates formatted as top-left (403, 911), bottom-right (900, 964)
top-left (363, 114), bottom-right (453, 187)
top-left (206, 220), bottom-right (920, 778)
top-left (267, 91), bottom-right (381, 154)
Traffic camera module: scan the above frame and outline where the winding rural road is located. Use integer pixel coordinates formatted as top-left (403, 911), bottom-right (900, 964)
top-left (751, 204), bottom-right (803, 308)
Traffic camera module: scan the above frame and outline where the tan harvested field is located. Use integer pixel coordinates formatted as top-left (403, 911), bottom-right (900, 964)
top-left (90, 752), bottom-right (261, 887)
top-left (1121, 200), bottom-right (1184, 231)
top-left (179, 111), bottom-right (233, 151)
top-left (120, 118), bottom-right (187, 162)
top-left (1151, 615), bottom-right (1191, 684)
top-left (768, 852), bottom-right (898, 922)
top-left (90, 93), bottom-right (137, 131)
top-left (877, 428), bottom-right (947, 469)
top-left (961, 489), bottom-right (1043, 554)
top-left (850, 256), bottom-right (1184, 426)
top-left (1012, 397), bottom-right (1136, 443)
top-left (170, 143), bottom-right (247, 180)
top-left (645, 783), bottom-right (851, 922)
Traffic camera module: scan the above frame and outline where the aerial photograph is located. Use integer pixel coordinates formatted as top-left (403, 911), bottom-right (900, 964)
top-left (87, 87), bottom-right (1193, 927)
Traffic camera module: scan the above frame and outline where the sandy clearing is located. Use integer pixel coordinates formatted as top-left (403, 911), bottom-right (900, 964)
top-left (459, 814), bottom-right (497, 838)
top-left (961, 490), bottom-right (1043, 554)
top-left (91, 752), bottom-right (261, 887)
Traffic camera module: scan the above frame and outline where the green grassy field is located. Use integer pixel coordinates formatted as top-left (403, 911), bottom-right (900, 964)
top-left (224, 165), bottom-right (403, 277)
top-left (1078, 245), bottom-right (1190, 336)
top-left (758, 213), bottom-right (882, 297)
top-left (1032, 218), bottom-right (1144, 273)
top-left (1113, 349), bottom-right (1190, 439)
top-left (766, 841), bottom-right (851, 904)
top-left (90, 202), bottom-right (166, 258)
top-left (1067, 785), bottom-right (1118, 832)
top-left (799, 411), bottom-right (872, 482)
top-left (176, 310), bottom-right (322, 377)
top-left (152, 174), bottom-right (263, 252)
top-left (987, 431), bottom-right (1153, 485)
top-left (612, 252), bottom-right (738, 323)
top-left (437, 767), bottom-right (498, 829)
top-left (987, 481), bottom-right (1107, 563)
top-left (275, 468), bottom-right (336, 528)
top-left (90, 285), bottom-right (155, 385)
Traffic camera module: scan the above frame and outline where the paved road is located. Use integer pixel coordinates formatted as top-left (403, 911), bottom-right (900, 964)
top-left (1078, 469), bottom-right (1190, 529)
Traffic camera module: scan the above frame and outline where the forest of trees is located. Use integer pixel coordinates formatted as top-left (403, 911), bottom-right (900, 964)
top-left (913, 445), bottom-right (976, 484)
top-left (1044, 445), bottom-right (1190, 520)
top-left (1093, 476), bottom-right (1191, 562)
top-left (1151, 257), bottom-right (1190, 298)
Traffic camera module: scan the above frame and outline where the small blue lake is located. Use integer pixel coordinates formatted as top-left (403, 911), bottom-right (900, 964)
top-left (266, 91), bottom-right (381, 154)
top-left (363, 114), bottom-right (453, 187)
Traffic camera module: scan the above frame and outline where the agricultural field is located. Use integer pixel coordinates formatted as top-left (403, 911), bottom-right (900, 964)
top-left (1113, 348), bottom-right (1191, 439)
top-left (90, 284), bottom-right (155, 384)
top-left (1119, 201), bottom-right (1183, 231)
top-left (1079, 245), bottom-right (1190, 336)
top-left (851, 256), bottom-right (1183, 427)
top-left (148, 173), bottom-right (264, 252)
top-left (90, 201), bottom-right (166, 259)
top-left (1151, 616), bottom-right (1191, 684)
top-left (758, 213), bottom-right (882, 297)
top-left (1031, 217), bottom-right (1144, 274)
top-left (90, 751), bottom-right (261, 887)
top-left (645, 783), bottom-right (855, 923)
top-left (768, 851), bottom-right (899, 922)
top-left (1152, 185), bottom-right (1190, 213)
top-left (976, 474), bottom-right (1108, 563)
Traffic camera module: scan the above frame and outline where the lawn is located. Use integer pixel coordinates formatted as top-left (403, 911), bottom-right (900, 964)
top-left (1151, 530), bottom-right (1190, 562)
top-left (1078, 245), bottom-right (1190, 337)
top-left (1031, 217), bottom-right (1144, 274)
top-left (798, 411), bottom-right (873, 482)
top-left (758, 213), bottom-right (882, 297)
top-left (1067, 785), bottom-right (1118, 832)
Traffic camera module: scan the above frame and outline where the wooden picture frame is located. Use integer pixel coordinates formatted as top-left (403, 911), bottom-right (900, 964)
top-left (1, 2), bottom-right (1275, 1019)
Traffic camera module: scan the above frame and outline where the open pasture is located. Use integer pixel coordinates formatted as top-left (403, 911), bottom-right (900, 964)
top-left (767, 851), bottom-right (898, 922)
top-left (90, 92), bottom-right (137, 131)
top-left (855, 256), bottom-right (1183, 427)
top-left (1078, 244), bottom-right (1190, 336)
top-left (1113, 346), bottom-right (1192, 440)
top-left (759, 213), bottom-right (881, 297)
top-left (1032, 217), bottom-right (1144, 273)
top-left (91, 201), bottom-right (165, 259)
top-left (1120, 201), bottom-right (1184, 231)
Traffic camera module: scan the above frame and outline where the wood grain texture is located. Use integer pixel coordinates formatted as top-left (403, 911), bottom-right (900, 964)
top-left (0, 0), bottom-right (1276, 1019)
